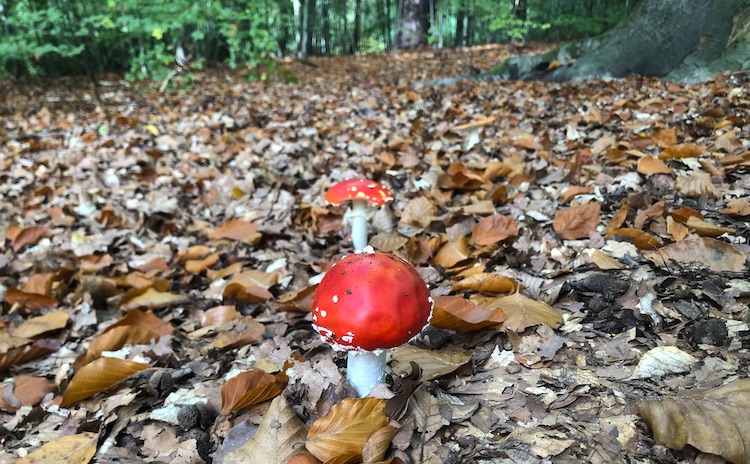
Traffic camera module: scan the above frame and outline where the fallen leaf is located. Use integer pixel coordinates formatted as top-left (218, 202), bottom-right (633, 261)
top-left (485, 292), bottom-right (563, 332)
top-left (643, 234), bottom-right (746, 273)
top-left (451, 273), bottom-right (517, 294)
top-left (61, 357), bottom-right (149, 406)
top-left (399, 197), bottom-right (436, 228)
top-left (639, 379), bottom-right (750, 464)
top-left (675, 172), bottom-right (719, 198)
top-left (0, 338), bottom-right (61, 372)
top-left (225, 395), bottom-right (309, 464)
top-left (213, 316), bottom-right (266, 350)
top-left (4, 288), bottom-right (58, 311)
top-left (605, 228), bottom-right (662, 249)
top-left (658, 143), bottom-right (703, 159)
top-left (685, 216), bottom-right (735, 237)
top-left (431, 295), bottom-right (505, 333)
top-left (9, 226), bottom-right (52, 252)
top-left (471, 214), bottom-right (519, 246)
top-left (0, 375), bottom-right (56, 412)
top-left (220, 369), bottom-right (286, 414)
top-left (391, 345), bottom-right (471, 381)
top-left (632, 346), bottom-right (698, 379)
top-left (209, 219), bottom-right (262, 244)
top-left (553, 202), bottom-right (600, 240)
top-left (201, 305), bottom-right (239, 326)
top-left (16, 432), bottom-right (97, 464)
top-left (306, 397), bottom-right (388, 462)
top-left (185, 252), bottom-right (220, 274)
top-left (11, 310), bottom-right (69, 338)
top-left (119, 287), bottom-right (189, 311)
top-left (637, 156), bottom-right (671, 175)
top-left (433, 236), bottom-right (471, 268)
top-left (369, 232), bottom-right (408, 252)
top-left (721, 199), bottom-right (750, 217)
top-left (559, 186), bottom-right (593, 204)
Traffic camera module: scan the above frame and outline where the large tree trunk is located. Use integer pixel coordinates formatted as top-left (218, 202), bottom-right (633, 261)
top-left (396, 0), bottom-right (430, 49)
top-left (493, 0), bottom-right (750, 82)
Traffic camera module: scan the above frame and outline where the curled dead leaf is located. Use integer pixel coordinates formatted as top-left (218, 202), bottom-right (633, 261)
top-left (605, 228), bottom-right (662, 250)
top-left (643, 234), bottom-right (746, 273)
top-left (61, 357), bottom-right (149, 406)
top-left (639, 379), bottom-right (750, 464)
top-left (16, 432), bottom-right (97, 464)
top-left (451, 273), bottom-right (517, 294)
top-left (220, 369), bottom-right (287, 414)
top-left (306, 397), bottom-right (388, 462)
top-left (471, 214), bottom-right (519, 246)
top-left (431, 295), bottom-right (505, 333)
top-left (209, 219), bottom-right (262, 244)
top-left (433, 236), bottom-right (471, 269)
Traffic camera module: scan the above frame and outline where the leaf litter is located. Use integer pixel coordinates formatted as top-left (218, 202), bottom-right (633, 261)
top-left (0, 44), bottom-right (749, 463)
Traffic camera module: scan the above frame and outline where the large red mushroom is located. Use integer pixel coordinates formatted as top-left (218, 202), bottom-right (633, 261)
top-left (325, 178), bottom-right (394, 251)
top-left (311, 247), bottom-right (433, 396)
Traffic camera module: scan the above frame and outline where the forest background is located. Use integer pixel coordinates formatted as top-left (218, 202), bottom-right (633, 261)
top-left (0, 0), bottom-right (637, 81)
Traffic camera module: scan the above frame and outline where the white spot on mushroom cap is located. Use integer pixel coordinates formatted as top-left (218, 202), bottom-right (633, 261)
top-left (320, 310), bottom-right (327, 317)
top-left (332, 295), bottom-right (338, 303)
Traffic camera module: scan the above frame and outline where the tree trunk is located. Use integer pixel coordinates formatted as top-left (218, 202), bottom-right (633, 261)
top-left (352, 0), bottom-right (362, 53)
top-left (396, 0), bottom-right (429, 49)
top-left (493, 0), bottom-right (750, 83)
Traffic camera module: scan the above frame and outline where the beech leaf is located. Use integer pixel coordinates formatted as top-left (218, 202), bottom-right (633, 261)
top-left (306, 397), bottom-right (388, 462)
top-left (485, 292), bottom-right (563, 332)
top-left (451, 273), bottom-right (517, 294)
top-left (552, 202), bottom-right (600, 240)
top-left (16, 432), bottom-right (97, 464)
top-left (471, 214), bottom-right (519, 246)
top-left (391, 345), bottom-right (471, 381)
top-left (224, 395), bottom-right (308, 464)
top-left (209, 219), bottom-right (262, 244)
top-left (639, 379), bottom-right (750, 464)
top-left (643, 234), bottom-right (746, 273)
top-left (220, 369), bottom-right (286, 414)
top-left (61, 357), bottom-right (149, 406)
top-left (431, 295), bottom-right (505, 333)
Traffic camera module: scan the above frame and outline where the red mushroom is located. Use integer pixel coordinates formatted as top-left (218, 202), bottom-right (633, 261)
top-left (311, 247), bottom-right (433, 396)
top-left (325, 178), bottom-right (394, 251)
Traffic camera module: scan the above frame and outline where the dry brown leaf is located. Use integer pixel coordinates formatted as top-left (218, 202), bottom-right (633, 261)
top-left (643, 234), bottom-right (746, 273)
top-left (675, 172), bottom-right (719, 198)
top-left (605, 228), bottom-right (662, 250)
top-left (61, 357), bottom-right (149, 406)
top-left (485, 292), bottom-right (563, 332)
top-left (209, 219), bottom-right (262, 244)
top-left (391, 345), bottom-right (471, 381)
top-left (453, 116), bottom-right (495, 131)
top-left (684, 216), bottom-right (735, 237)
top-left (119, 287), bottom-right (189, 311)
top-left (637, 156), bottom-right (671, 175)
top-left (15, 432), bottom-right (97, 464)
top-left (225, 395), bottom-right (309, 464)
top-left (222, 269), bottom-right (280, 303)
top-left (439, 162), bottom-right (488, 190)
top-left (399, 197), bottom-right (436, 228)
top-left (559, 186), bottom-right (593, 204)
top-left (639, 379), bottom-right (750, 464)
top-left (4, 287), bottom-right (58, 311)
top-left (471, 214), bottom-right (519, 246)
top-left (76, 310), bottom-right (172, 369)
top-left (553, 202), bottom-right (601, 240)
top-left (0, 375), bottom-right (56, 412)
top-left (78, 254), bottom-right (114, 273)
top-left (511, 132), bottom-right (544, 151)
top-left (605, 201), bottom-right (629, 234)
top-left (20, 272), bottom-right (55, 295)
top-left (658, 143), bottom-right (703, 159)
top-left (633, 199), bottom-right (666, 230)
top-left (721, 199), bottom-right (750, 217)
top-left (431, 295), bottom-right (506, 333)
top-left (666, 216), bottom-right (690, 241)
top-left (451, 273), bottom-right (517, 294)
top-left (369, 232), bottom-right (408, 252)
top-left (11, 310), bottom-right (69, 338)
top-left (272, 285), bottom-right (316, 313)
top-left (201, 305), bottom-right (239, 326)
top-left (589, 249), bottom-right (623, 270)
top-left (220, 369), bottom-right (286, 414)
top-left (0, 338), bottom-right (60, 372)
top-left (185, 252), bottom-right (220, 274)
top-left (213, 316), bottom-right (266, 350)
top-left (433, 236), bottom-right (470, 268)
top-left (306, 397), bottom-right (388, 462)
top-left (362, 425), bottom-right (400, 463)
top-left (177, 245), bottom-right (213, 261)
top-left (8, 226), bottom-right (52, 252)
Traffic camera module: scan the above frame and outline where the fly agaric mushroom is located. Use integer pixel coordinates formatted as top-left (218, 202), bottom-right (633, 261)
top-left (311, 247), bottom-right (433, 397)
top-left (325, 178), bottom-right (394, 251)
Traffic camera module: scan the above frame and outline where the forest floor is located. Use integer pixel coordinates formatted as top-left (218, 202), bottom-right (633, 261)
top-left (1, 44), bottom-right (750, 464)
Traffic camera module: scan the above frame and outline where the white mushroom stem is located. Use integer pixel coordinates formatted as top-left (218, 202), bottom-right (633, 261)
top-left (347, 350), bottom-right (386, 397)
top-left (347, 199), bottom-right (372, 252)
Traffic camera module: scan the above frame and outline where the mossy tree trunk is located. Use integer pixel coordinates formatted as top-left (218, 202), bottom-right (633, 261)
top-left (493, 0), bottom-right (750, 82)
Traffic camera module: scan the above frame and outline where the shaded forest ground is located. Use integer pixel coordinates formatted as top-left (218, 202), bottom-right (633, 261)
top-left (1, 44), bottom-right (749, 464)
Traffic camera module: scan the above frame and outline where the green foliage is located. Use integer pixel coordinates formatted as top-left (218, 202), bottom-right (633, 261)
top-left (0, 0), bottom-right (280, 79)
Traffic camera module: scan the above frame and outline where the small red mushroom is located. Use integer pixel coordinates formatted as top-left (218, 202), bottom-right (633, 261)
top-left (311, 247), bottom-right (433, 396)
top-left (325, 178), bottom-right (394, 251)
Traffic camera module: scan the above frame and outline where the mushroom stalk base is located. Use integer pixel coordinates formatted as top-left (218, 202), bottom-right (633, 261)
top-left (347, 350), bottom-right (386, 397)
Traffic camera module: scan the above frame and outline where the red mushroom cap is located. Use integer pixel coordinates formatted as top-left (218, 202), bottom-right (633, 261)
top-left (325, 178), bottom-right (394, 207)
top-left (311, 250), bottom-right (433, 352)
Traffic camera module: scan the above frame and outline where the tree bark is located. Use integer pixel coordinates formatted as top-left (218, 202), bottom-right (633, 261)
top-left (493, 0), bottom-right (750, 82)
top-left (396, 0), bottom-right (430, 49)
